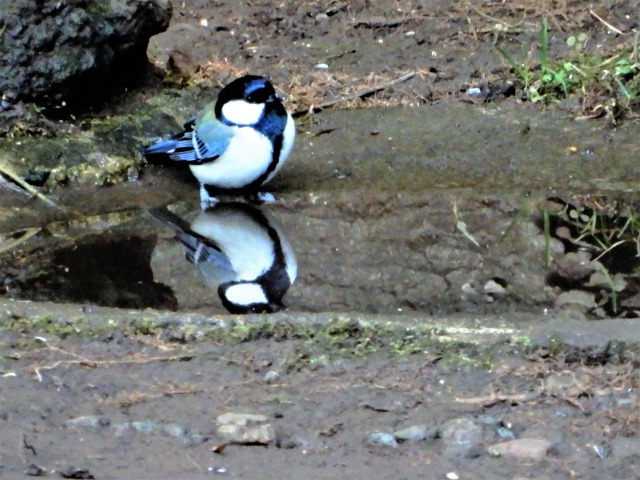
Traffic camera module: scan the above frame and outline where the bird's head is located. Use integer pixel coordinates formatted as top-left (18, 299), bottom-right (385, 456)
top-left (216, 75), bottom-right (282, 126)
top-left (218, 281), bottom-right (285, 314)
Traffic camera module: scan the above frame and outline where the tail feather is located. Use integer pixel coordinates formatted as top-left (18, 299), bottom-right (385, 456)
top-left (143, 138), bottom-right (180, 156)
top-left (144, 132), bottom-right (200, 162)
top-left (150, 206), bottom-right (233, 271)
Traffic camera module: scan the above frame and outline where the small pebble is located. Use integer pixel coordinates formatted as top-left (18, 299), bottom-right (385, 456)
top-left (487, 438), bottom-right (552, 460)
top-left (264, 370), bottom-right (280, 383)
top-left (364, 432), bottom-right (398, 448)
top-left (592, 444), bottom-right (609, 458)
top-left (162, 423), bottom-right (187, 438)
top-left (441, 417), bottom-right (485, 448)
top-left (216, 412), bottom-right (276, 445)
top-left (393, 424), bottom-right (433, 442)
top-left (25, 463), bottom-right (46, 477)
top-left (207, 466), bottom-right (228, 475)
top-left (65, 415), bottom-right (110, 429)
top-left (314, 63), bottom-right (329, 71)
top-left (131, 420), bottom-right (157, 434)
top-left (496, 426), bottom-right (516, 440)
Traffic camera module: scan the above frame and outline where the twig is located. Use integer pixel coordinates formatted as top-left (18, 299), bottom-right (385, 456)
top-left (29, 341), bottom-right (195, 381)
top-left (0, 157), bottom-right (71, 213)
top-left (293, 72), bottom-right (416, 117)
top-left (589, 9), bottom-right (625, 35)
top-left (350, 15), bottom-right (427, 28)
top-left (455, 391), bottom-right (542, 406)
top-left (0, 227), bottom-right (41, 254)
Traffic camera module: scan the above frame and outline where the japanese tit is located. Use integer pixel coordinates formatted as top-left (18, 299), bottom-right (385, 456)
top-left (151, 202), bottom-right (297, 314)
top-left (144, 75), bottom-right (295, 205)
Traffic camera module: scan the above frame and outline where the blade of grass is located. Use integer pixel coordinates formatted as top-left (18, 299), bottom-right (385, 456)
top-left (494, 45), bottom-right (530, 86)
top-left (540, 18), bottom-right (549, 70)
top-left (543, 209), bottom-right (552, 268)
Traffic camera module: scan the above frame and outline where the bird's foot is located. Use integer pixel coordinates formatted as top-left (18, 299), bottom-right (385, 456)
top-left (200, 185), bottom-right (220, 210)
top-left (251, 192), bottom-right (276, 204)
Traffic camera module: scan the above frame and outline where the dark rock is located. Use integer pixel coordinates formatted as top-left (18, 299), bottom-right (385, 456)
top-left (59, 466), bottom-right (95, 479)
top-left (0, 0), bottom-right (172, 111)
top-left (441, 417), bottom-right (488, 457)
top-left (24, 463), bottom-right (46, 476)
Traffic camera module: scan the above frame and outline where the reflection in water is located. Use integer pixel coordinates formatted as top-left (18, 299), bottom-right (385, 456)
top-left (151, 202), bottom-right (297, 314)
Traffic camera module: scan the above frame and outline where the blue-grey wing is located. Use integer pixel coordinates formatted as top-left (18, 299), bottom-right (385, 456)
top-left (144, 105), bottom-right (234, 164)
top-left (150, 206), bottom-right (233, 271)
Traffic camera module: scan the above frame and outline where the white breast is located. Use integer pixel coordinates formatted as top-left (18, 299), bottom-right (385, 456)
top-left (189, 127), bottom-right (273, 189)
top-left (191, 209), bottom-right (276, 281)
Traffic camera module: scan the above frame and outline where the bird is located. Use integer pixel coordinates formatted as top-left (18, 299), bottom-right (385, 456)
top-left (150, 202), bottom-right (297, 314)
top-left (143, 75), bottom-right (295, 205)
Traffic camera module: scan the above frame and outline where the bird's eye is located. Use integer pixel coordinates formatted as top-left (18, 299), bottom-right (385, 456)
top-left (246, 88), bottom-right (269, 103)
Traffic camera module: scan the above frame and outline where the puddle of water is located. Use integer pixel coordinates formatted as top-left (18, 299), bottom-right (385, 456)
top-left (1, 103), bottom-right (640, 317)
top-left (0, 190), bottom-right (552, 316)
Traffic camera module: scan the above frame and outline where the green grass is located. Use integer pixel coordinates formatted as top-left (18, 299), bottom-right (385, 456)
top-left (544, 198), bottom-right (640, 317)
top-left (494, 20), bottom-right (640, 119)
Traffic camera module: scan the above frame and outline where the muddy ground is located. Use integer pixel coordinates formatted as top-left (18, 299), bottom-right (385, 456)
top-left (2, 1), bottom-right (640, 479)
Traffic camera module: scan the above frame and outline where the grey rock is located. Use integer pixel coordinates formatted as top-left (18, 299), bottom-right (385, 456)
top-left (487, 438), bottom-right (552, 460)
top-left (0, 0), bottom-right (172, 109)
top-left (64, 415), bottom-right (110, 429)
top-left (441, 417), bottom-right (487, 457)
top-left (496, 426), bottom-right (516, 440)
top-left (393, 424), bottom-right (435, 442)
top-left (264, 370), bottom-right (280, 383)
top-left (554, 290), bottom-right (597, 311)
top-left (364, 432), bottom-right (398, 448)
top-left (475, 415), bottom-right (501, 425)
top-left (162, 423), bottom-right (188, 438)
top-left (215, 413), bottom-right (276, 445)
top-left (131, 420), bottom-right (157, 434)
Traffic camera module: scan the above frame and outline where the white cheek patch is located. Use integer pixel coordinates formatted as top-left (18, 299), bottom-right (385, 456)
top-left (224, 283), bottom-right (268, 307)
top-left (221, 100), bottom-right (265, 126)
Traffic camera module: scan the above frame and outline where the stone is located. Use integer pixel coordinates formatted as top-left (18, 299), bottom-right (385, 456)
top-left (64, 415), bottom-right (110, 429)
top-left (264, 370), bottom-right (280, 383)
top-left (215, 413), bottom-right (276, 445)
top-left (393, 424), bottom-right (435, 442)
top-left (364, 432), bottom-right (398, 448)
top-left (130, 420), bottom-right (157, 434)
top-left (162, 423), bottom-right (188, 438)
top-left (554, 290), bottom-right (597, 311)
top-left (0, 0), bottom-right (172, 110)
top-left (441, 417), bottom-right (487, 456)
top-left (488, 438), bottom-right (552, 460)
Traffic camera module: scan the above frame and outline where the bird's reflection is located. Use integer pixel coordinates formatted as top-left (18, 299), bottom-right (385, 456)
top-left (151, 202), bottom-right (297, 314)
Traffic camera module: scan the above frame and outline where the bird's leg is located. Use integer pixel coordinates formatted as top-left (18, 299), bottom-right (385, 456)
top-left (253, 192), bottom-right (276, 204)
top-left (200, 184), bottom-right (219, 209)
